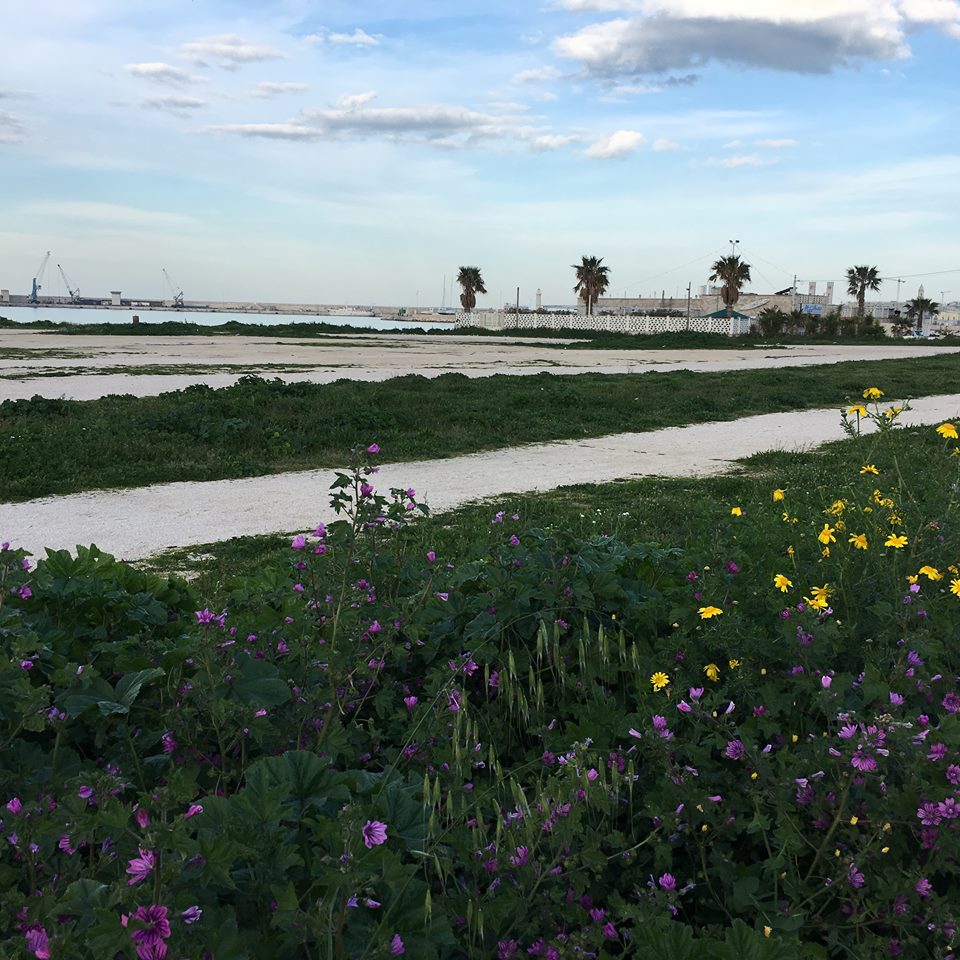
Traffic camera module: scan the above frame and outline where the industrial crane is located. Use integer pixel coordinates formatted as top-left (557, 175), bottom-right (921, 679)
top-left (57, 263), bottom-right (80, 302)
top-left (30, 251), bottom-right (51, 303)
top-left (162, 268), bottom-right (184, 307)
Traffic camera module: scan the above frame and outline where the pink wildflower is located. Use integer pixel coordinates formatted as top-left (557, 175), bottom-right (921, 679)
top-left (361, 820), bottom-right (388, 848)
top-left (125, 848), bottom-right (155, 886)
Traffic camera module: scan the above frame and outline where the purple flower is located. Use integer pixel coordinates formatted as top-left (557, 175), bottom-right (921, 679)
top-left (724, 740), bottom-right (745, 761)
top-left (181, 906), bottom-right (202, 925)
top-left (390, 934), bottom-right (405, 956)
top-left (367, 443), bottom-right (380, 454)
top-left (947, 764), bottom-right (960, 786)
top-left (847, 864), bottom-right (865, 888)
top-left (677, 700), bottom-right (692, 713)
top-left (184, 804), bottom-right (204, 819)
top-left (658, 872), bottom-right (676, 891)
top-left (361, 820), bottom-right (388, 848)
top-left (509, 845), bottom-right (529, 867)
top-left (915, 877), bottom-right (933, 898)
top-left (851, 751), bottom-right (877, 773)
top-left (509, 534), bottom-right (520, 547)
top-left (942, 692), bottom-right (960, 714)
top-left (426, 550), bottom-right (436, 563)
top-left (602, 922), bottom-right (618, 941)
top-left (889, 691), bottom-right (904, 706)
top-left (129, 904), bottom-right (171, 959)
top-left (5, 796), bottom-right (22, 815)
top-left (838, 724), bottom-right (858, 740)
top-left (24, 927), bottom-right (49, 960)
top-left (17, 584), bottom-right (32, 600)
top-left (928, 743), bottom-right (947, 762)
top-left (403, 696), bottom-right (417, 711)
top-left (125, 848), bottom-right (156, 885)
top-left (290, 534), bottom-right (306, 550)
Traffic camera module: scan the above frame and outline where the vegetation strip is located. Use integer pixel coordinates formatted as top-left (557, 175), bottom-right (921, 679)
top-left (5, 409), bottom-right (960, 956)
top-left (3, 354), bottom-right (960, 502)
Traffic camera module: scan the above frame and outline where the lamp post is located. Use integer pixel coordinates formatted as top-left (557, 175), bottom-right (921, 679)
top-left (729, 239), bottom-right (740, 258)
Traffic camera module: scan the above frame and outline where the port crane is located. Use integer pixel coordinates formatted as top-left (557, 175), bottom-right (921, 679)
top-left (57, 263), bottom-right (80, 302)
top-left (30, 251), bottom-right (51, 303)
top-left (162, 268), bottom-right (184, 307)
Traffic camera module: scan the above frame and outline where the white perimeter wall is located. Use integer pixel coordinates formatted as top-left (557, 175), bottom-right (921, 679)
top-left (455, 312), bottom-right (753, 336)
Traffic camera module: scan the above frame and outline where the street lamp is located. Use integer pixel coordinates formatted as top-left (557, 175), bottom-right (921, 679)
top-left (729, 239), bottom-right (740, 258)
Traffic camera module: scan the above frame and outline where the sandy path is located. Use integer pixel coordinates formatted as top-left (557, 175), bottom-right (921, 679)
top-left (1, 332), bottom-right (957, 401)
top-left (3, 395), bottom-right (958, 561)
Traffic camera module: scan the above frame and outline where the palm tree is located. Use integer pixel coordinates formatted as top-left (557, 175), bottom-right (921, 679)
top-left (709, 255), bottom-right (751, 319)
top-left (456, 267), bottom-right (487, 313)
top-left (572, 256), bottom-right (610, 316)
top-left (846, 265), bottom-right (882, 319)
top-left (905, 296), bottom-right (939, 335)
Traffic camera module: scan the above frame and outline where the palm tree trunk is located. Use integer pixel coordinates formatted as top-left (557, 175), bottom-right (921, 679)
top-left (858, 289), bottom-right (865, 318)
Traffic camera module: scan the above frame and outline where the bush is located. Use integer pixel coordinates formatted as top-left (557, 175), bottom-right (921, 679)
top-left (2, 404), bottom-right (960, 958)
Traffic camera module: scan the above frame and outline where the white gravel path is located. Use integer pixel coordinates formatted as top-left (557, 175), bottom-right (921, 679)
top-left (2, 333), bottom-right (958, 401)
top-left (3, 395), bottom-right (959, 561)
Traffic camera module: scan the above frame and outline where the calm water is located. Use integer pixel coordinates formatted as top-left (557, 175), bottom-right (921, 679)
top-left (1, 305), bottom-right (451, 333)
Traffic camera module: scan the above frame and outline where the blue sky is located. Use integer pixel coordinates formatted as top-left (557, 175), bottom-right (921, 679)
top-left (2, 0), bottom-right (959, 307)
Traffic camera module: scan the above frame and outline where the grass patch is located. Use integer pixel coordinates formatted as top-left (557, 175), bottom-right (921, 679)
top-left (3, 354), bottom-right (960, 502)
top-left (141, 422), bottom-right (949, 598)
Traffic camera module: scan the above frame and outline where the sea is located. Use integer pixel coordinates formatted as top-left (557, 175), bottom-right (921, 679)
top-left (1, 305), bottom-right (451, 333)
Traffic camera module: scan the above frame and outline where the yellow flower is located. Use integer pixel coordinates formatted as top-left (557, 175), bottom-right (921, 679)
top-left (786, 545), bottom-right (795, 557)
top-left (860, 464), bottom-right (879, 475)
top-left (850, 815), bottom-right (859, 826)
top-left (884, 405), bottom-right (902, 419)
top-left (806, 595), bottom-right (829, 611)
top-left (827, 500), bottom-right (846, 516)
top-left (821, 547), bottom-right (831, 558)
top-left (863, 386), bottom-right (884, 400)
top-left (773, 573), bottom-right (793, 593)
top-left (699, 606), bottom-right (723, 620)
top-left (906, 575), bottom-right (919, 584)
top-left (885, 534), bottom-right (908, 549)
top-left (937, 422), bottom-right (959, 439)
top-left (810, 584), bottom-right (831, 600)
top-left (730, 506), bottom-right (743, 517)
top-left (650, 671), bottom-right (670, 692)
top-left (763, 926), bottom-right (772, 938)
top-left (728, 659), bottom-right (741, 669)
top-left (772, 488), bottom-right (785, 502)
top-left (848, 404), bottom-right (867, 417)
top-left (950, 579), bottom-right (960, 598)
top-left (704, 662), bottom-right (721, 681)
top-left (849, 533), bottom-right (868, 549)
top-left (918, 565), bottom-right (943, 581)
top-left (818, 524), bottom-right (836, 545)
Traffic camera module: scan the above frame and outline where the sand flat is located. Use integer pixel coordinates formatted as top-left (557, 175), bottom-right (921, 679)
top-left (1, 330), bottom-right (958, 401)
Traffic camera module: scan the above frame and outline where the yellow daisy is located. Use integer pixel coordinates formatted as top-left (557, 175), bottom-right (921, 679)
top-left (863, 387), bottom-right (884, 400)
top-left (849, 533), bottom-right (868, 550)
top-left (936, 422), bottom-right (959, 440)
top-left (885, 534), bottom-right (908, 549)
top-left (918, 565), bottom-right (943, 581)
top-left (650, 671), bottom-right (670, 692)
top-left (818, 524), bottom-right (837, 545)
top-left (704, 662), bottom-right (721, 681)
top-left (699, 606), bottom-right (724, 620)
top-left (773, 573), bottom-right (793, 593)
top-left (772, 488), bottom-right (785, 502)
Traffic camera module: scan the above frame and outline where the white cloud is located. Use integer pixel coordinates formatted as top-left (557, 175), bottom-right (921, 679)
top-left (532, 134), bottom-right (582, 151)
top-left (513, 66), bottom-right (561, 83)
top-left (329, 28), bottom-right (380, 47)
top-left (337, 91), bottom-right (378, 109)
top-left (756, 138), bottom-right (798, 148)
top-left (585, 129), bottom-right (645, 158)
top-left (125, 62), bottom-right (196, 86)
top-left (141, 95), bottom-right (207, 115)
top-left (0, 110), bottom-right (23, 144)
top-left (25, 201), bottom-right (193, 226)
top-left (207, 101), bottom-right (540, 148)
top-left (712, 153), bottom-right (766, 167)
top-left (181, 34), bottom-right (282, 67)
top-left (551, 1), bottom-right (960, 77)
top-left (252, 82), bottom-right (308, 98)
top-left (652, 137), bottom-right (680, 150)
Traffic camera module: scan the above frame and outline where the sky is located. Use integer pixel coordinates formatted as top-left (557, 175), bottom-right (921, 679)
top-left (2, 0), bottom-right (960, 308)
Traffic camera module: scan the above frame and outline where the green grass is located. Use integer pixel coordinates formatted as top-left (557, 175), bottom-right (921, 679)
top-left (5, 314), bottom-right (958, 351)
top-left (141, 421), bottom-right (951, 598)
top-left (3, 354), bottom-right (960, 502)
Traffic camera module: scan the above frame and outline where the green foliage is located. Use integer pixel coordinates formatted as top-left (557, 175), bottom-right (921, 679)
top-left (4, 416), bottom-right (960, 958)
top-left (3, 352), bottom-right (960, 500)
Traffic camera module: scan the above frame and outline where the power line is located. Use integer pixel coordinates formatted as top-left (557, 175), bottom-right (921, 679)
top-left (880, 268), bottom-right (960, 281)
top-left (624, 246), bottom-right (728, 292)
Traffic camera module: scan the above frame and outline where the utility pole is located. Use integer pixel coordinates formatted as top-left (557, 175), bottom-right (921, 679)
top-left (516, 286), bottom-right (520, 323)
top-left (894, 278), bottom-right (903, 317)
top-left (685, 282), bottom-right (692, 331)
top-left (792, 274), bottom-right (797, 313)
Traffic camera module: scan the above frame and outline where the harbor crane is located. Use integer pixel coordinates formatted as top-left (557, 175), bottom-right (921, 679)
top-left (30, 251), bottom-right (51, 303)
top-left (57, 263), bottom-right (80, 302)
top-left (162, 268), bottom-right (184, 307)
